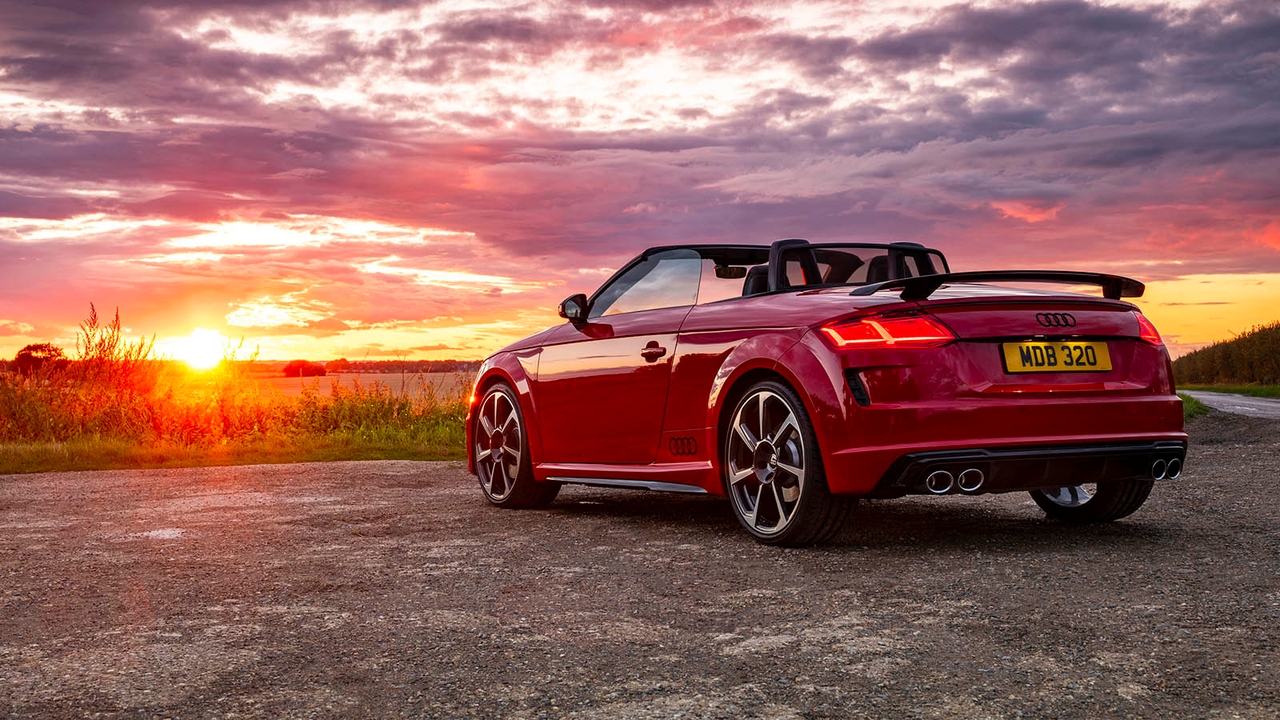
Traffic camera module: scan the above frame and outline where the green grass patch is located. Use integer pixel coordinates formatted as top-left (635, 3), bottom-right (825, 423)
top-left (1179, 384), bottom-right (1280, 399)
top-left (0, 432), bottom-right (465, 475)
top-left (1178, 393), bottom-right (1211, 421)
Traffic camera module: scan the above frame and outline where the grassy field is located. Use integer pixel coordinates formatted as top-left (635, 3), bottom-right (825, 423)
top-left (1, 308), bottom-right (469, 475)
top-left (246, 371), bottom-right (469, 398)
top-left (1179, 384), bottom-right (1280, 399)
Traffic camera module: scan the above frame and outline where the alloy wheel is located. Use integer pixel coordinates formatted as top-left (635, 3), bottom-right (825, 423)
top-left (725, 388), bottom-right (806, 536)
top-left (475, 388), bottom-right (523, 502)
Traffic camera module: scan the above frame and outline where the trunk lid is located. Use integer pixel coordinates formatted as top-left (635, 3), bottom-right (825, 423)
top-left (922, 295), bottom-right (1139, 340)
top-left (843, 288), bottom-right (1174, 403)
top-left (918, 292), bottom-right (1163, 395)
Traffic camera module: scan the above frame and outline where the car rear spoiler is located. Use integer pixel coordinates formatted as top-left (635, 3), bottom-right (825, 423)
top-left (850, 270), bottom-right (1145, 301)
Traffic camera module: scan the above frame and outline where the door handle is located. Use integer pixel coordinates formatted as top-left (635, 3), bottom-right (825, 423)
top-left (640, 343), bottom-right (667, 362)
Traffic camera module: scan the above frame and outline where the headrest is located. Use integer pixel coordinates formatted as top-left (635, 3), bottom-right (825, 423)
top-left (742, 265), bottom-right (769, 296)
top-left (865, 255), bottom-right (889, 284)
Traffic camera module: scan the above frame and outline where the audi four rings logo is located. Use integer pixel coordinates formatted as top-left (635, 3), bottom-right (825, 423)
top-left (669, 437), bottom-right (698, 456)
top-left (1036, 312), bottom-right (1077, 328)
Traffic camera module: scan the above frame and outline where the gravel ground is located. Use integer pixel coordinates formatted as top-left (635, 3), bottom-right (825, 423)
top-left (2, 412), bottom-right (1277, 719)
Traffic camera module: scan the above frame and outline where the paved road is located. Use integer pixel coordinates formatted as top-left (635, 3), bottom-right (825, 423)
top-left (1181, 390), bottom-right (1280, 419)
top-left (2, 413), bottom-right (1278, 718)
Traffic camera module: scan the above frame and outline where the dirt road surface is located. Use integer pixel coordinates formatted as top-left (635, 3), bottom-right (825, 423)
top-left (1182, 390), bottom-right (1280, 420)
top-left (2, 413), bottom-right (1278, 719)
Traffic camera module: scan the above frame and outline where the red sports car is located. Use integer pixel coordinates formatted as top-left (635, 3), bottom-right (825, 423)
top-left (466, 239), bottom-right (1186, 546)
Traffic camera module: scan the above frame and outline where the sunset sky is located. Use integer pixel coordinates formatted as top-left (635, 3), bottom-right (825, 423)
top-left (1, 0), bottom-right (1277, 362)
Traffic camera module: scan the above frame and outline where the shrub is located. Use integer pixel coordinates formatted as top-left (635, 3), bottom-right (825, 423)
top-left (1173, 320), bottom-right (1280, 385)
top-left (283, 360), bottom-right (327, 378)
top-left (13, 343), bottom-right (69, 375)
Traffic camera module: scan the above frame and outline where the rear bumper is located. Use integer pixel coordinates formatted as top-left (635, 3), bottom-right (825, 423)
top-left (865, 439), bottom-right (1187, 498)
top-left (817, 391), bottom-right (1187, 495)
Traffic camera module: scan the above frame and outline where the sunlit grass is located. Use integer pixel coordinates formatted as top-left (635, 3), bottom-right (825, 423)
top-left (0, 306), bottom-right (469, 475)
top-left (0, 433), bottom-right (462, 475)
top-left (1178, 393), bottom-right (1211, 421)
top-left (1179, 384), bottom-right (1280, 399)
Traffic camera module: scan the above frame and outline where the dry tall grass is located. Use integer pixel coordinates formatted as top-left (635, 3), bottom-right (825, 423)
top-left (0, 306), bottom-right (468, 473)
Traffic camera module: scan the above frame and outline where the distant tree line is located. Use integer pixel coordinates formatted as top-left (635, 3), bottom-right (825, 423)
top-left (1173, 321), bottom-right (1280, 385)
top-left (283, 359), bottom-right (326, 378)
top-left (322, 358), bottom-right (481, 374)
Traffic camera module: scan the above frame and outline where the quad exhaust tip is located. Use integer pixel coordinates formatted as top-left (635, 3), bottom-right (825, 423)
top-left (925, 468), bottom-right (984, 494)
top-left (1166, 458), bottom-right (1182, 479)
top-left (1152, 459), bottom-right (1167, 480)
top-left (957, 468), bottom-right (985, 493)
top-left (925, 470), bottom-right (954, 494)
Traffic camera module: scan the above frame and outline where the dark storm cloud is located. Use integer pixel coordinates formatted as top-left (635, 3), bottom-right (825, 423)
top-left (438, 14), bottom-right (579, 45)
top-left (0, 189), bottom-right (99, 219)
top-left (846, 0), bottom-right (1280, 124)
top-left (584, 0), bottom-right (717, 9)
top-left (758, 34), bottom-right (856, 79)
top-left (853, 1), bottom-right (1160, 68)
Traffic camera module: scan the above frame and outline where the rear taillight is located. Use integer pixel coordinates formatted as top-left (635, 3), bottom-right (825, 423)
top-left (821, 315), bottom-right (955, 348)
top-left (1134, 311), bottom-right (1163, 345)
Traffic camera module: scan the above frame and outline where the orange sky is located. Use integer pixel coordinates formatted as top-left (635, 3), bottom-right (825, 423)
top-left (1, 0), bottom-right (1277, 362)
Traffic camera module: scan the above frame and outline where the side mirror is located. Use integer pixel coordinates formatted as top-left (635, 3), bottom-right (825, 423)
top-left (558, 294), bottom-right (589, 325)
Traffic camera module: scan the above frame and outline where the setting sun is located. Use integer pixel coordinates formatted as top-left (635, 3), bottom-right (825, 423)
top-left (167, 328), bottom-right (227, 370)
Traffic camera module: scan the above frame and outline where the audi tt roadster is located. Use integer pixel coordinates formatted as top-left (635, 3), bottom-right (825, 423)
top-left (466, 239), bottom-right (1186, 546)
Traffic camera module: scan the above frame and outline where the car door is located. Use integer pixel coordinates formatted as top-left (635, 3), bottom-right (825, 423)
top-left (534, 249), bottom-right (701, 465)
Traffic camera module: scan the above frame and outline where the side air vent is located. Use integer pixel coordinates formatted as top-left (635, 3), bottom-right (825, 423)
top-left (669, 436), bottom-right (699, 456)
top-left (843, 369), bottom-right (871, 406)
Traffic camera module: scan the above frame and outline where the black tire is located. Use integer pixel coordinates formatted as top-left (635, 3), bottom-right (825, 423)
top-left (1029, 479), bottom-right (1154, 523)
top-left (473, 383), bottom-right (560, 509)
top-left (722, 380), bottom-right (855, 546)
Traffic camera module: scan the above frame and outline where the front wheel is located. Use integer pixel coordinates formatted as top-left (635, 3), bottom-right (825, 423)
top-left (473, 383), bottom-right (560, 508)
top-left (1029, 479), bottom-right (1153, 523)
top-left (722, 380), bottom-right (854, 546)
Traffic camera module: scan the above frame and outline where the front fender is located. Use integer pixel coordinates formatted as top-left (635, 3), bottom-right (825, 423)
top-left (466, 350), bottom-right (541, 475)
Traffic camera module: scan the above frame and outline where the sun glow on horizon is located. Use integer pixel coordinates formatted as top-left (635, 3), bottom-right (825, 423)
top-left (163, 329), bottom-right (230, 370)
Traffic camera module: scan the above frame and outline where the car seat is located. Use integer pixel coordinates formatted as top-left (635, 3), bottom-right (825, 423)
top-left (865, 256), bottom-right (889, 284)
top-left (741, 266), bottom-right (769, 296)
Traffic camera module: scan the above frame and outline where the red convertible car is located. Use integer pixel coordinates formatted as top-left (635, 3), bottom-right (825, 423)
top-left (466, 239), bottom-right (1186, 545)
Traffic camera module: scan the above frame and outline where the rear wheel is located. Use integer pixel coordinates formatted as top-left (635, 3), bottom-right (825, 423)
top-left (474, 384), bottom-right (560, 508)
top-left (723, 380), bottom-right (854, 546)
top-left (1029, 479), bottom-right (1153, 522)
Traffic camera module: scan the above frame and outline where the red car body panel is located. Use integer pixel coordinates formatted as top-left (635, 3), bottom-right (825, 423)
top-left (467, 246), bottom-right (1187, 500)
top-left (533, 306), bottom-right (691, 464)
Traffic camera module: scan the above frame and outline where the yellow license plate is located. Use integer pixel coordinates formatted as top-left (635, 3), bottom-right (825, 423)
top-left (1002, 341), bottom-right (1112, 373)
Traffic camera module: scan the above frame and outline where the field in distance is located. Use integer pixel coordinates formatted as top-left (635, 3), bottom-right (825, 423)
top-left (236, 370), bottom-right (473, 398)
